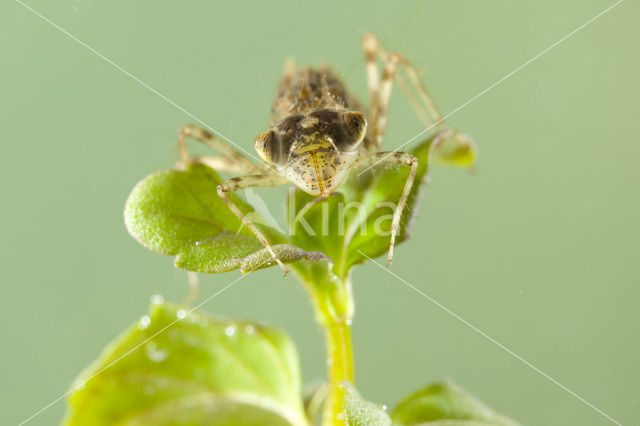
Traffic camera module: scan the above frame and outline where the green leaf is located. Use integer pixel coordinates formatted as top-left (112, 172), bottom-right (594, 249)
top-left (342, 382), bottom-right (391, 426)
top-left (289, 129), bottom-right (475, 276)
top-left (64, 302), bottom-right (308, 426)
top-left (391, 381), bottom-right (519, 426)
top-left (429, 130), bottom-right (476, 167)
top-left (124, 162), bottom-right (325, 273)
top-left (302, 382), bottom-right (327, 426)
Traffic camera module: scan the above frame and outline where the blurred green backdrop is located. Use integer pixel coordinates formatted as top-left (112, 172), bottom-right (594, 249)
top-left (2, 1), bottom-right (638, 424)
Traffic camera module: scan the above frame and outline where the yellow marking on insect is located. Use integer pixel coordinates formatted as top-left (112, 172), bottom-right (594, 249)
top-left (310, 151), bottom-right (325, 194)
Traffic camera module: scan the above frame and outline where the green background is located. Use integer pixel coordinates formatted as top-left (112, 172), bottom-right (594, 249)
top-left (2, 0), bottom-right (638, 424)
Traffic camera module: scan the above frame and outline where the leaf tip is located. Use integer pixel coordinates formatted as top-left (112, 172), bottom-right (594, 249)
top-left (430, 129), bottom-right (477, 167)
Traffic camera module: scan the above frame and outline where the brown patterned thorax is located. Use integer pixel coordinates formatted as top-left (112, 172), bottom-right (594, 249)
top-left (271, 67), bottom-right (361, 122)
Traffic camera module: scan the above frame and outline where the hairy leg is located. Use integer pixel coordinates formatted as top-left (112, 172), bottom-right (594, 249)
top-left (372, 51), bottom-right (400, 149)
top-left (217, 174), bottom-right (290, 273)
top-left (177, 124), bottom-right (265, 174)
top-left (361, 33), bottom-right (446, 151)
top-left (356, 151), bottom-right (418, 266)
top-left (383, 50), bottom-right (444, 125)
top-left (362, 33), bottom-right (383, 152)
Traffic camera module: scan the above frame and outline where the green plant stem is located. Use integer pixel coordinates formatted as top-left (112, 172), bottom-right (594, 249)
top-left (321, 314), bottom-right (354, 425)
top-left (294, 265), bottom-right (355, 426)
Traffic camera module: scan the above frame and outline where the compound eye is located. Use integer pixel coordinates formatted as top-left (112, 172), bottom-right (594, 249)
top-left (255, 130), bottom-right (279, 164)
top-left (343, 111), bottom-right (367, 145)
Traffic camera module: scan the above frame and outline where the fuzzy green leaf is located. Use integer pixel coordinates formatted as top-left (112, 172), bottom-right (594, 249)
top-left (64, 302), bottom-right (308, 426)
top-left (342, 382), bottom-right (391, 426)
top-left (391, 381), bottom-right (518, 426)
top-left (289, 129), bottom-right (475, 275)
top-left (124, 163), bottom-right (325, 273)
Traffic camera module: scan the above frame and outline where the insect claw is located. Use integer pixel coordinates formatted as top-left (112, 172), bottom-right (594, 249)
top-left (270, 253), bottom-right (289, 276)
top-left (387, 244), bottom-right (396, 268)
top-left (277, 261), bottom-right (290, 276)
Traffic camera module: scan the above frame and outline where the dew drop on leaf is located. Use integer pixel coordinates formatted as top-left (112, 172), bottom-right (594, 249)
top-left (225, 325), bottom-right (237, 337)
top-left (138, 315), bottom-right (151, 330)
top-left (150, 294), bottom-right (164, 305)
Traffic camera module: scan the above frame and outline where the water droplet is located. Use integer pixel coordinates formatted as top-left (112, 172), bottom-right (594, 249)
top-left (382, 404), bottom-right (388, 411)
top-left (225, 325), bottom-right (237, 337)
top-left (145, 341), bottom-right (168, 362)
top-left (244, 325), bottom-right (255, 334)
top-left (176, 309), bottom-right (187, 319)
top-left (138, 315), bottom-right (151, 330)
top-left (327, 358), bottom-right (334, 366)
top-left (345, 319), bottom-right (352, 326)
top-left (150, 294), bottom-right (164, 305)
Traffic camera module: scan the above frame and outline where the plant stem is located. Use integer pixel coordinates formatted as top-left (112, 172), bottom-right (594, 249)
top-left (321, 312), bottom-right (354, 425)
top-left (294, 265), bottom-right (355, 426)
